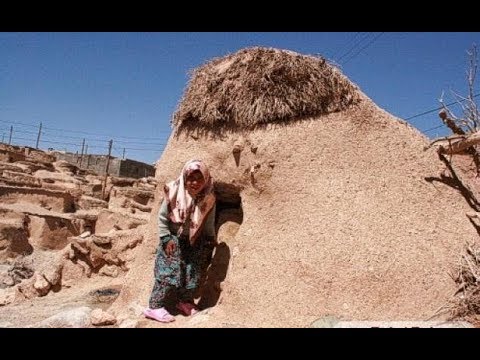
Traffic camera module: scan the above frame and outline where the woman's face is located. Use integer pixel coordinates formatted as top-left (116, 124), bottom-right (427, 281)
top-left (185, 170), bottom-right (205, 196)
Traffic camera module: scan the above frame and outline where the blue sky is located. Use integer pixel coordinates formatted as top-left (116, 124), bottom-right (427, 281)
top-left (1, 32), bottom-right (479, 165)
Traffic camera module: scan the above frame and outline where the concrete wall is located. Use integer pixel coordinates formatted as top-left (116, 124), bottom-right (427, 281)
top-left (119, 158), bottom-right (155, 178)
top-left (53, 152), bottom-right (154, 179)
top-left (83, 155), bottom-right (121, 176)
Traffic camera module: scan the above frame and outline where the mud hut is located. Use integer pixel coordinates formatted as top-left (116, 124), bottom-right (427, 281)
top-left (110, 47), bottom-right (479, 327)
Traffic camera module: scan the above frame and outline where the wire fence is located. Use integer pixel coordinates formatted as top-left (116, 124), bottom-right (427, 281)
top-left (0, 119), bottom-right (171, 164)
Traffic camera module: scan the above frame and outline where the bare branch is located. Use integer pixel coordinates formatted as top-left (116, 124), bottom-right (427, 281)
top-left (424, 134), bottom-right (467, 151)
top-left (438, 131), bottom-right (480, 155)
top-left (435, 45), bottom-right (480, 176)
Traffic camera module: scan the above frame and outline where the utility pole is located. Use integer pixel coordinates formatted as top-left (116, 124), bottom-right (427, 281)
top-left (8, 126), bottom-right (13, 145)
top-left (122, 148), bottom-right (125, 160)
top-left (1, 133), bottom-right (4, 143)
top-left (102, 139), bottom-right (113, 199)
top-left (35, 122), bottom-right (42, 149)
top-left (85, 144), bottom-right (89, 167)
top-left (105, 139), bottom-right (113, 174)
top-left (79, 138), bottom-right (85, 167)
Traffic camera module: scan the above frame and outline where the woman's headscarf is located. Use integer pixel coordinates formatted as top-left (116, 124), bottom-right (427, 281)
top-left (163, 159), bottom-right (216, 245)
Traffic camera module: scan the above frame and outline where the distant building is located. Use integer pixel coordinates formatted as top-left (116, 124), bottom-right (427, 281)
top-left (52, 151), bottom-right (155, 179)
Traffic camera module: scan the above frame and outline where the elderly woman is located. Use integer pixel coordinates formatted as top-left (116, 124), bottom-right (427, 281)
top-left (144, 159), bottom-right (216, 323)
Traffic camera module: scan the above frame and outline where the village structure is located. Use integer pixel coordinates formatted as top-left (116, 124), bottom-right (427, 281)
top-left (53, 151), bottom-right (155, 179)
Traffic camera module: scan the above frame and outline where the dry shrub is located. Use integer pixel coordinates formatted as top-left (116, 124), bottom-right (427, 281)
top-left (450, 241), bottom-right (480, 324)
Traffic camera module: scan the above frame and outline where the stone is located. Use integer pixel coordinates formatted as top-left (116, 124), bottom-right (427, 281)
top-left (99, 265), bottom-right (119, 278)
top-left (61, 260), bottom-right (87, 287)
top-left (90, 309), bottom-right (117, 326)
top-left (40, 262), bottom-right (63, 286)
top-left (0, 288), bottom-right (15, 306)
top-left (36, 306), bottom-right (92, 328)
top-left (33, 273), bottom-right (51, 296)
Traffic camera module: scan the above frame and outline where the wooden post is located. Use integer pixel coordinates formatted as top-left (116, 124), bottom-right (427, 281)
top-left (79, 138), bottom-right (85, 168)
top-left (85, 144), bottom-right (89, 167)
top-left (8, 126), bottom-right (13, 145)
top-left (105, 139), bottom-right (113, 175)
top-left (102, 139), bottom-right (113, 199)
top-left (35, 122), bottom-right (42, 149)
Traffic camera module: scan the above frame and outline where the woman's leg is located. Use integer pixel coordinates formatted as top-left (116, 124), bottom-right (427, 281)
top-left (146, 236), bottom-right (182, 317)
top-left (175, 238), bottom-right (207, 315)
top-left (148, 279), bottom-right (172, 309)
top-left (182, 239), bottom-right (205, 296)
top-left (145, 272), bottom-right (176, 322)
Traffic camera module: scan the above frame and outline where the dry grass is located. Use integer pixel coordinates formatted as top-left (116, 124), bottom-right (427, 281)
top-left (172, 47), bottom-right (361, 131)
top-left (450, 241), bottom-right (480, 323)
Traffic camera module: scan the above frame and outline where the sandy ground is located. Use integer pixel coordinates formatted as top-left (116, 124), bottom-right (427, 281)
top-left (0, 276), bottom-right (123, 328)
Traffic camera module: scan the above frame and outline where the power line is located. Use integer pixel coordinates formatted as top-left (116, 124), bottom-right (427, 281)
top-left (0, 118), bottom-right (172, 140)
top-left (32, 130), bottom-right (167, 145)
top-left (0, 127), bottom-right (39, 136)
top-left (342, 32), bottom-right (385, 65)
top-left (40, 133), bottom-right (109, 142)
top-left (42, 124), bottom-right (172, 139)
top-left (330, 32), bottom-right (362, 60)
top-left (406, 93), bottom-right (480, 121)
top-left (6, 130), bottom-right (163, 152)
top-left (11, 135), bottom-right (82, 147)
top-left (0, 119), bottom-right (170, 148)
top-left (413, 93), bottom-right (480, 133)
top-left (422, 124), bottom-right (446, 133)
top-left (39, 132), bottom-right (166, 146)
top-left (0, 119), bottom-right (39, 128)
top-left (336, 32), bottom-right (374, 63)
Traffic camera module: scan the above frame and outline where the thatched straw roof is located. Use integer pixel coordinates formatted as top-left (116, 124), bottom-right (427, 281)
top-left (172, 47), bottom-right (361, 130)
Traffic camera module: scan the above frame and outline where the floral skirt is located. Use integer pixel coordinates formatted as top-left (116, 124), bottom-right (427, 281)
top-left (149, 235), bottom-right (208, 308)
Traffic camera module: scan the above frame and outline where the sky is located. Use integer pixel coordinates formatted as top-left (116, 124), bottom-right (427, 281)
top-left (1, 32), bottom-right (479, 165)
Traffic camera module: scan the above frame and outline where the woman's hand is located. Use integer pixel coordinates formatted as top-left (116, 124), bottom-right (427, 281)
top-left (164, 240), bottom-right (176, 257)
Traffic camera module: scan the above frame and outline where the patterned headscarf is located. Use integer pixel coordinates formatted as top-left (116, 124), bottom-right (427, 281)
top-left (163, 159), bottom-right (216, 245)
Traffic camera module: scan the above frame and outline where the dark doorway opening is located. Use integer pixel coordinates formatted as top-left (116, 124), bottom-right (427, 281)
top-left (198, 181), bottom-right (243, 309)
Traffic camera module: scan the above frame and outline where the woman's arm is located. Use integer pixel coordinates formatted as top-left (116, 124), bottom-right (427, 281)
top-left (158, 198), bottom-right (171, 241)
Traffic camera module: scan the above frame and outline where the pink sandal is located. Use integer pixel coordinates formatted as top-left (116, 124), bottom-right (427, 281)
top-left (143, 307), bottom-right (175, 323)
top-left (176, 302), bottom-right (199, 316)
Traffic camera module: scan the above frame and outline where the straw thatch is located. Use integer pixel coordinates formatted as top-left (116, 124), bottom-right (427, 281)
top-left (172, 47), bottom-right (361, 130)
